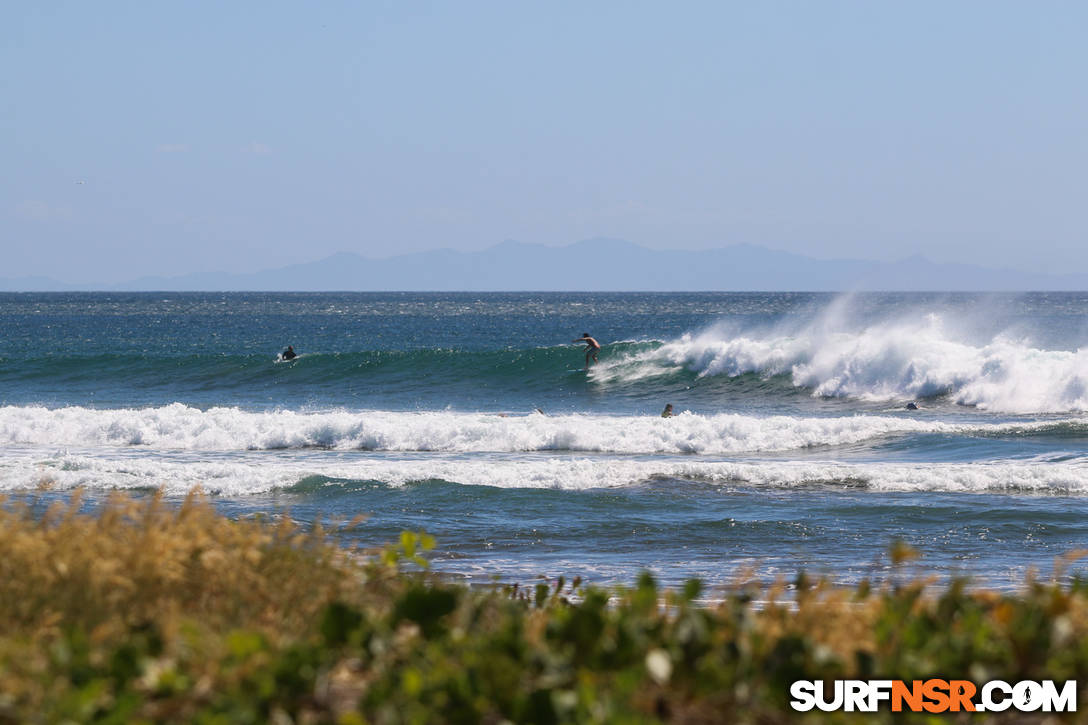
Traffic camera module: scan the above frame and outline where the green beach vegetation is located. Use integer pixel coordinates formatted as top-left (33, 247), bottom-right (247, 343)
top-left (1, 492), bottom-right (1087, 723)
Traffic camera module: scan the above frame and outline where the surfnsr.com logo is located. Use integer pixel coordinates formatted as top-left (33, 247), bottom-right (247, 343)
top-left (790, 680), bottom-right (1077, 713)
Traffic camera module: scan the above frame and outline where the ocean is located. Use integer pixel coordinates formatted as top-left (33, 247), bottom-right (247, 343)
top-left (3, 291), bottom-right (1088, 590)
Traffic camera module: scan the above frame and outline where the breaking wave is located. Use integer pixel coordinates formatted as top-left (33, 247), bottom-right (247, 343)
top-left (594, 309), bottom-right (1088, 413)
top-left (1, 404), bottom-right (1084, 455)
top-left (8, 453), bottom-right (1088, 496)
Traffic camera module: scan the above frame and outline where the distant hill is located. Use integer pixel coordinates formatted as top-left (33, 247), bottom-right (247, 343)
top-left (4, 238), bottom-right (1088, 291)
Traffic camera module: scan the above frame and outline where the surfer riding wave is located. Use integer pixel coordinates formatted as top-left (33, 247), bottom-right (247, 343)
top-left (572, 333), bottom-right (601, 369)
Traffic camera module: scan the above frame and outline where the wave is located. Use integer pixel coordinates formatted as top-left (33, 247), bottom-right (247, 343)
top-left (0, 344), bottom-right (659, 383)
top-left (1, 404), bottom-right (1084, 455)
top-left (594, 311), bottom-right (1088, 413)
top-left (6, 303), bottom-right (1088, 415)
top-left (9, 453), bottom-right (1088, 496)
top-left (0, 344), bottom-right (654, 403)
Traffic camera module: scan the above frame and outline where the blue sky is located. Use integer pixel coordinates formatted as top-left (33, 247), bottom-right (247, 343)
top-left (3, 1), bottom-right (1085, 283)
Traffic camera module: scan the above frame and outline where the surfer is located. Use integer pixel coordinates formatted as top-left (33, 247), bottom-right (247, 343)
top-left (281, 345), bottom-right (297, 361)
top-left (572, 333), bottom-right (600, 369)
top-left (661, 404), bottom-right (674, 418)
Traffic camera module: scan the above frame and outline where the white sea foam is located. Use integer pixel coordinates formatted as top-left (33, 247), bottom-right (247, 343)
top-left (0, 404), bottom-right (1071, 455)
top-left (595, 311), bottom-right (1088, 413)
top-left (5, 451), bottom-right (1088, 496)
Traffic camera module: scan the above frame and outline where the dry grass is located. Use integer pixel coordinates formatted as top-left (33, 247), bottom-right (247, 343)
top-left (0, 490), bottom-right (370, 643)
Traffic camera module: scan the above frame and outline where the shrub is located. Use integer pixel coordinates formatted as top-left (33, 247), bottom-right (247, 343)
top-left (0, 492), bottom-right (1086, 723)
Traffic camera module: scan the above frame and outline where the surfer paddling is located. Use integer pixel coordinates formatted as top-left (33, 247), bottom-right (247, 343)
top-left (572, 333), bottom-right (601, 369)
top-left (280, 345), bottom-right (297, 361)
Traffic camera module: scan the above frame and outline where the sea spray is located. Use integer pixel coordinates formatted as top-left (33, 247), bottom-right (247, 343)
top-left (596, 309), bottom-right (1088, 412)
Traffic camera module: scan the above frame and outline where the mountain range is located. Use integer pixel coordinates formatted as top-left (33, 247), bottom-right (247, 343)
top-left (4, 238), bottom-right (1087, 291)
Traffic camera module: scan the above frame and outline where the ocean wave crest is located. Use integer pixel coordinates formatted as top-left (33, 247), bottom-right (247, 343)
top-left (8, 454), bottom-right (1088, 496)
top-left (0, 404), bottom-right (1082, 455)
top-left (593, 313), bottom-right (1088, 413)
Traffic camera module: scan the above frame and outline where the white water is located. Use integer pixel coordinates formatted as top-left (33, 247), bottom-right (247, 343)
top-left (0, 404), bottom-right (1079, 455)
top-left (595, 310), bottom-right (1088, 413)
top-left (5, 448), bottom-right (1088, 495)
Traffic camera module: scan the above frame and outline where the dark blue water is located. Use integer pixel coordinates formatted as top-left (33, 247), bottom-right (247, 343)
top-left (4, 292), bottom-right (1088, 589)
